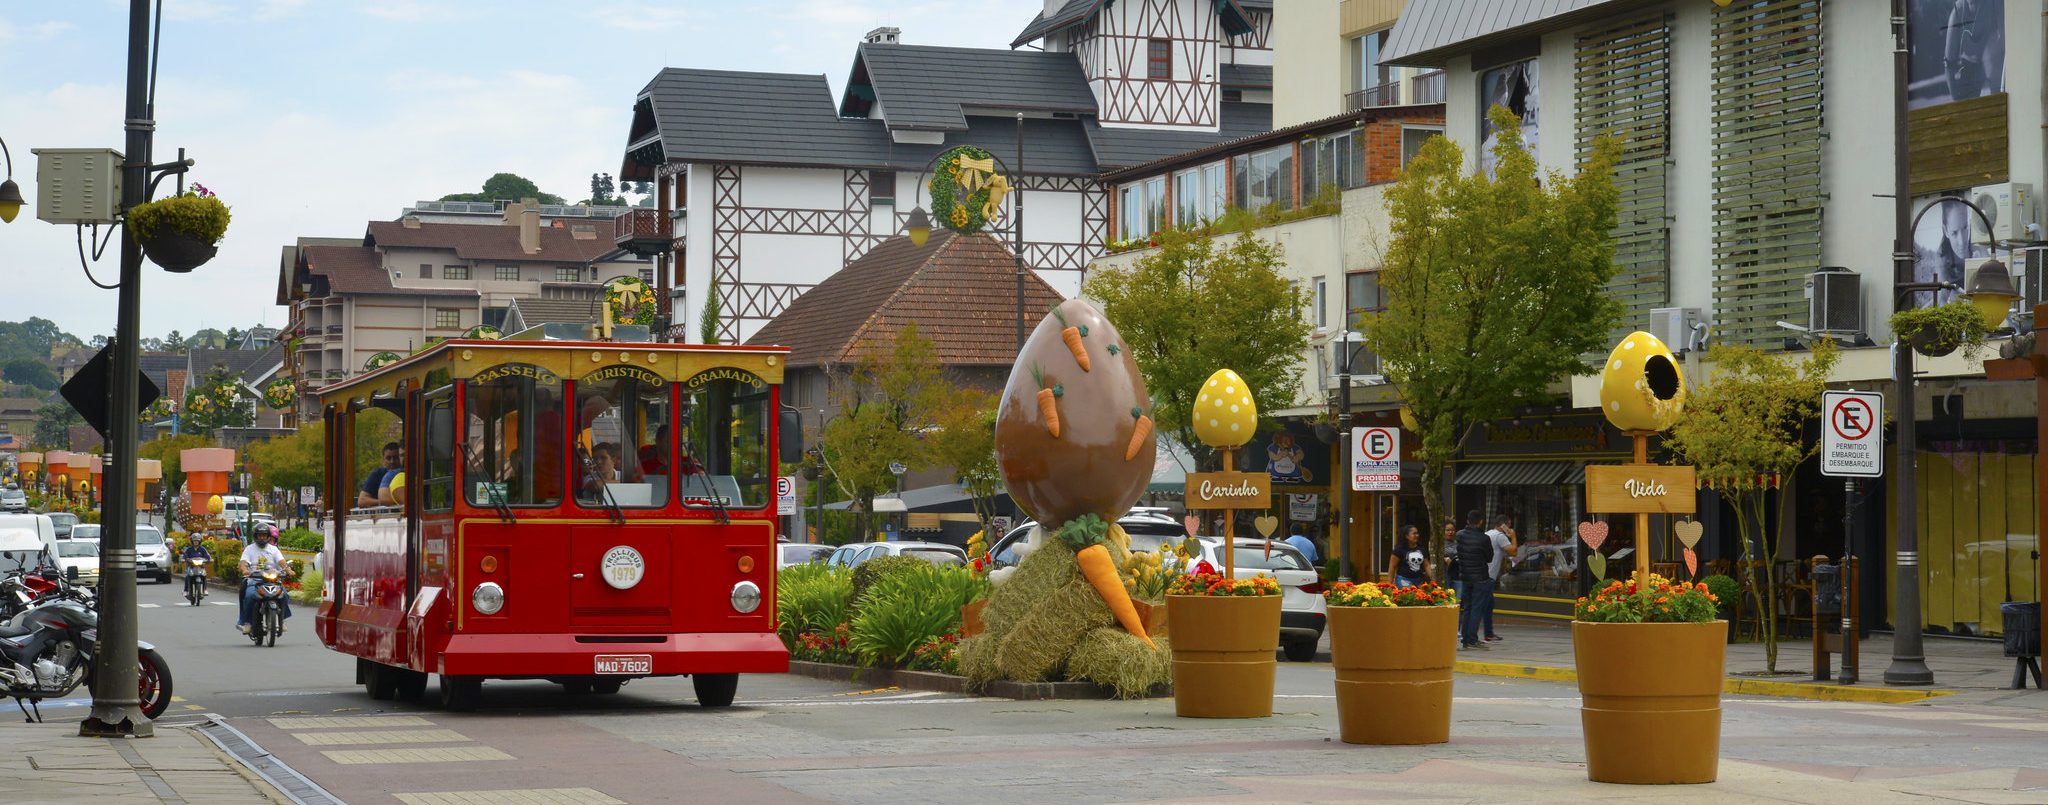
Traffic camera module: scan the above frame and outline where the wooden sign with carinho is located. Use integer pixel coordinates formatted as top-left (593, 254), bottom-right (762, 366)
top-left (1186, 472), bottom-right (1272, 509)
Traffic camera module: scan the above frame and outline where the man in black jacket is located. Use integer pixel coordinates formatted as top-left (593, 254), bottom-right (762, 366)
top-left (1455, 509), bottom-right (1494, 649)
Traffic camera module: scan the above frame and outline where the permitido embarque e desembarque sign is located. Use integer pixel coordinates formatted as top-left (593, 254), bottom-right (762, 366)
top-left (1821, 390), bottom-right (1883, 477)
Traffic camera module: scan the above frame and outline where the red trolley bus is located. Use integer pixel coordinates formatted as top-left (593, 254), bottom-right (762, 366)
top-left (314, 338), bottom-right (799, 710)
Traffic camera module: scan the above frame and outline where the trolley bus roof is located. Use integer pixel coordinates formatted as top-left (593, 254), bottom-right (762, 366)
top-left (317, 338), bottom-right (790, 406)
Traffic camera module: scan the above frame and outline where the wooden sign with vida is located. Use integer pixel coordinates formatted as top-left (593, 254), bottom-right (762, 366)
top-left (1185, 471), bottom-right (1272, 509)
top-left (1583, 465), bottom-right (1697, 515)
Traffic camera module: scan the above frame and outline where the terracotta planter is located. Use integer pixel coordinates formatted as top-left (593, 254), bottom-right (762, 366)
top-left (961, 600), bottom-right (988, 638)
top-left (139, 230), bottom-right (219, 273)
top-left (1573, 620), bottom-right (1727, 784)
top-left (1166, 594), bottom-right (1280, 718)
top-left (1330, 605), bottom-right (1457, 745)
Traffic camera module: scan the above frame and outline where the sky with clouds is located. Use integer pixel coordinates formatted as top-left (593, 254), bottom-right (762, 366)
top-left (0, 0), bottom-right (1030, 342)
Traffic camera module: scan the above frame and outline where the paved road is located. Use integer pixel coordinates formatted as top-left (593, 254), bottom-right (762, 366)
top-left (61, 580), bottom-right (2048, 804)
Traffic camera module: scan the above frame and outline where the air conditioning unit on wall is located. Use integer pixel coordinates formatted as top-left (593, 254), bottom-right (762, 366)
top-left (1806, 266), bottom-right (1862, 336)
top-left (1969, 182), bottom-right (2036, 244)
top-left (1647, 307), bottom-right (1702, 353)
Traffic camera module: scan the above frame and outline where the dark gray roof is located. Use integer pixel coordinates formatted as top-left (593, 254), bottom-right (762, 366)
top-left (845, 44), bottom-right (1095, 132)
top-left (1384, 0), bottom-right (1638, 67)
top-left (1085, 102), bottom-right (1272, 171)
top-left (187, 348), bottom-right (277, 386)
top-left (1013, 0), bottom-right (1262, 47)
top-left (1221, 63), bottom-right (1272, 89)
top-left (507, 297), bottom-right (602, 329)
top-left (629, 69), bottom-right (895, 168)
top-left (235, 343), bottom-right (285, 386)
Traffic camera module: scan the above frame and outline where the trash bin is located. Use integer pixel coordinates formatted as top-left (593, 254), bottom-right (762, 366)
top-left (1812, 563), bottom-right (1842, 617)
top-left (2002, 602), bottom-right (2040, 658)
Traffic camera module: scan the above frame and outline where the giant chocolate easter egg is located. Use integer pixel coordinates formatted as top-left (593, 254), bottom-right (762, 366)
top-left (995, 299), bottom-right (1155, 528)
top-left (1191, 368), bottom-right (1257, 448)
top-left (1598, 331), bottom-right (1686, 432)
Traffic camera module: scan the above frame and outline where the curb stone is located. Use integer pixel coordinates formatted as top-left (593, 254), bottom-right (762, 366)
top-left (787, 660), bottom-right (1171, 700)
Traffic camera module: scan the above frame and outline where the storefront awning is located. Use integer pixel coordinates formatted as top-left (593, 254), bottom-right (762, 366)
top-left (1455, 461), bottom-right (1571, 486)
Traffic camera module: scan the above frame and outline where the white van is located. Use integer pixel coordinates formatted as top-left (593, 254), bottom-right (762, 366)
top-left (220, 495), bottom-right (251, 523)
top-left (0, 513), bottom-right (57, 552)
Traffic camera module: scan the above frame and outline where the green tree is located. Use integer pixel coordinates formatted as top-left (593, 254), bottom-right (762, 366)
top-left (587, 172), bottom-right (616, 206)
top-left (162, 330), bottom-right (186, 354)
top-left (3, 359), bottom-right (59, 390)
top-left (245, 424), bottom-right (325, 497)
top-left (441, 172), bottom-right (565, 205)
top-left (1663, 341), bottom-right (1838, 671)
top-left (699, 280), bottom-right (723, 345)
top-left (925, 389), bottom-right (1000, 534)
top-left (1359, 111), bottom-right (1623, 561)
top-left (0, 318), bottom-right (85, 364)
top-left (32, 400), bottom-right (81, 450)
top-left (819, 324), bottom-right (951, 541)
top-left (1083, 227), bottom-right (1308, 470)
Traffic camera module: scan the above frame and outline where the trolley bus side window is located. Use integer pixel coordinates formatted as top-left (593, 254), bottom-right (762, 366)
top-left (681, 374), bottom-right (771, 510)
top-left (420, 389), bottom-right (455, 512)
top-left (346, 402), bottom-right (403, 512)
top-left (463, 370), bottom-right (564, 507)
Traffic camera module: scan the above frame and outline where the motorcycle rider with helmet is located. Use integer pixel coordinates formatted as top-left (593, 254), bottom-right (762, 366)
top-left (236, 525), bottom-right (292, 634)
top-left (180, 538), bottom-right (211, 598)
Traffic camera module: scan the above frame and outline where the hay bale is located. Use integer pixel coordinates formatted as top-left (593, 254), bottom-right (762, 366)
top-left (956, 633), bottom-right (1002, 686)
top-left (981, 537), bottom-right (1078, 640)
top-left (1066, 627), bottom-right (1173, 699)
top-left (992, 576), bottom-right (1112, 682)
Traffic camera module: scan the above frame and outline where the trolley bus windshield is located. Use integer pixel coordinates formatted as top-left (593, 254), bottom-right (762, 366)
top-left (466, 365), bottom-right (564, 507)
top-left (680, 369), bottom-right (772, 510)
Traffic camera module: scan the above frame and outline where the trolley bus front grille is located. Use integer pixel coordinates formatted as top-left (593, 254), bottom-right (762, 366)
top-left (575, 635), bottom-right (666, 643)
top-left (572, 607), bottom-right (670, 619)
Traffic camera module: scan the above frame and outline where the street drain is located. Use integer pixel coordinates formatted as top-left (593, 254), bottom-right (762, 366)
top-left (191, 714), bottom-right (345, 805)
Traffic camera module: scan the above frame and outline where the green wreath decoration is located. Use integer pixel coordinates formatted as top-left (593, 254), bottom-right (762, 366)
top-left (364, 352), bottom-right (401, 371)
top-left (604, 276), bottom-right (656, 326)
top-left (461, 324), bottom-right (502, 340)
top-left (183, 378), bottom-right (239, 417)
top-left (263, 378), bottom-right (296, 409)
top-left (139, 397), bottom-right (177, 426)
top-left (930, 145), bottom-right (997, 236)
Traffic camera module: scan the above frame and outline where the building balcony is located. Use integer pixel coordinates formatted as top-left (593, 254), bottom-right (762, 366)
top-left (1409, 70), bottom-right (1445, 105)
top-left (1347, 81), bottom-right (1402, 111)
top-left (613, 208), bottom-right (672, 257)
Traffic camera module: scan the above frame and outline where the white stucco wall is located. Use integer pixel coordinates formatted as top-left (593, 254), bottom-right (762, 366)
top-left (1022, 188), bottom-right (1085, 245)
top-left (681, 163), bottom-right (715, 343)
top-left (1272, 0), bottom-right (1343, 128)
top-left (741, 166), bottom-right (844, 210)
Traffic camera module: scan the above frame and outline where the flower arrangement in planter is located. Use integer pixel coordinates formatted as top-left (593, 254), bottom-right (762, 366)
top-left (1890, 298), bottom-right (1993, 359)
top-left (127, 182), bottom-right (230, 272)
top-left (1165, 560), bottom-right (1282, 718)
top-left (1573, 574), bottom-right (1727, 784)
top-left (1165, 560), bottom-right (1281, 597)
top-left (1324, 581), bottom-right (1458, 744)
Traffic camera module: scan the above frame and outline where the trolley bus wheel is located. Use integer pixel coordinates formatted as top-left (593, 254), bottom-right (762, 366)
top-left (397, 670), bottom-right (429, 701)
top-left (365, 663), bottom-right (398, 701)
top-left (692, 673), bottom-right (737, 708)
top-left (440, 675), bottom-right (482, 712)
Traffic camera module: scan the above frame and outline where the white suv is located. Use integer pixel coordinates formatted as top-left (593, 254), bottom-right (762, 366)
top-left (986, 510), bottom-right (1189, 569)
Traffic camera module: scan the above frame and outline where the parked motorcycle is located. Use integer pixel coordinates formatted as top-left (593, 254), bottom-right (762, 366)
top-left (184, 558), bottom-right (208, 606)
top-left (247, 570), bottom-right (287, 647)
top-left (0, 577), bottom-right (171, 722)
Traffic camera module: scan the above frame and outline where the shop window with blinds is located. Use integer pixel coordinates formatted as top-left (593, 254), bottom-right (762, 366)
top-left (1232, 144), bottom-right (1294, 212)
top-left (1173, 162), bottom-right (1226, 226)
top-left (1299, 131), bottom-right (1365, 201)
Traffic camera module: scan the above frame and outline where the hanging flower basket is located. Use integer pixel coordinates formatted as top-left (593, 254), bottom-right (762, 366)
top-left (1891, 299), bottom-right (1990, 360)
top-left (127, 183), bottom-right (230, 273)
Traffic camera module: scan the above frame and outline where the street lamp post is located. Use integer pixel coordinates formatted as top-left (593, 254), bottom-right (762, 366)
top-left (1333, 331), bottom-right (1360, 583)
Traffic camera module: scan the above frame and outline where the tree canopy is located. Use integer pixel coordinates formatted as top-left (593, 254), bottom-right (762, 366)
top-left (3, 359), bottom-right (59, 391)
top-left (1082, 226), bottom-right (1307, 470)
top-left (1360, 110), bottom-right (1623, 551)
top-left (817, 324), bottom-right (985, 541)
top-left (245, 424), bottom-right (324, 496)
top-left (0, 318), bottom-right (85, 366)
top-left (33, 400), bottom-right (81, 451)
top-left (441, 172), bottom-right (565, 205)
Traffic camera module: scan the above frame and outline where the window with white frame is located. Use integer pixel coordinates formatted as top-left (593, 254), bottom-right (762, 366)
top-left (444, 265), bottom-right (470, 280)
top-left (494, 265), bottom-right (517, 281)
top-left (1299, 131), bottom-right (1365, 200)
top-left (434, 309), bottom-right (460, 329)
top-left (555, 266), bottom-right (580, 282)
top-left (1313, 278), bottom-right (1329, 329)
top-left (1117, 176), bottom-right (1169, 241)
top-left (1232, 145), bottom-right (1294, 212)
top-left (1174, 162), bottom-right (1228, 226)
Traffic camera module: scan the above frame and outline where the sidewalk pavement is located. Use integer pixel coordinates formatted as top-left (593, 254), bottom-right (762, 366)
top-left (1416, 616), bottom-right (2039, 705)
top-left (0, 717), bottom-right (286, 804)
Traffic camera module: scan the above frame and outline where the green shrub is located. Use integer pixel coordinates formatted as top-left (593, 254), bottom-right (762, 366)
top-left (278, 528), bottom-right (324, 552)
top-left (207, 537), bottom-right (245, 585)
top-left (850, 554), bottom-right (928, 607)
top-left (127, 192), bottom-right (231, 244)
top-left (777, 563), bottom-right (854, 644)
top-left (848, 564), bottom-right (988, 668)
top-left (1701, 574), bottom-right (1740, 613)
top-left (290, 569), bottom-right (323, 604)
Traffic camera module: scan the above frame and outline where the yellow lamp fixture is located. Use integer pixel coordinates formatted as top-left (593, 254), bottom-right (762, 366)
top-left (1597, 331), bottom-right (1687, 432)
top-left (1965, 258), bottom-right (2017, 331)
top-left (904, 206), bottom-right (932, 247)
top-left (0, 136), bottom-right (23, 224)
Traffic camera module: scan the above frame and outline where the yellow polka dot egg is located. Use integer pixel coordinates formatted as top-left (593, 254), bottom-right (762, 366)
top-left (1597, 331), bottom-right (1686, 432)
top-left (1193, 368), bottom-right (1258, 448)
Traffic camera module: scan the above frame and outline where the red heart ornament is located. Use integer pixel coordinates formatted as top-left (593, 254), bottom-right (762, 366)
top-left (1185, 515), bottom-right (1202, 537)
top-left (1684, 547), bottom-right (1699, 578)
top-left (1577, 521), bottom-right (1609, 552)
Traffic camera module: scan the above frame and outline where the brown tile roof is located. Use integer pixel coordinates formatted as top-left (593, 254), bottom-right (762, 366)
top-left (301, 245), bottom-right (477, 297)
top-left (0, 397), bottom-right (44, 416)
top-left (747, 232), bottom-right (1065, 367)
top-left (366, 220), bottom-right (619, 264)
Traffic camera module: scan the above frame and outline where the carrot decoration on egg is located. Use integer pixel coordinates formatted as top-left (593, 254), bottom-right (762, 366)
top-left (1126, 407), bottom-right (1153, 461)
top-left (1030, 366), bottom-right (1062, 438)
top-left (1049, 308), bottom-right (1091, 372)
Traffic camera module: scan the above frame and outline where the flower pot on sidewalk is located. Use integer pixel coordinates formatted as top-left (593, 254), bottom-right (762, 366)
top-left (1331, 603), bottom-right (1458, 745)
top-left (961, 600), bottom-right (988, 638)
top-left (1167, 593), bottom-right (1280, 718)
top-left (1573, 620), bottom-right (1727, 784)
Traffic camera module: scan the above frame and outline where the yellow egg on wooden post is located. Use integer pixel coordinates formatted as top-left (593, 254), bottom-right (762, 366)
top-left (1597, 331), bottom-right (1686, 433)
top-left (1192, 368), bottom-right (1258, 449)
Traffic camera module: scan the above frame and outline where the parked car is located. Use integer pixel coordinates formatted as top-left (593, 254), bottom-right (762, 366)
top-left (1189, 538), bottom-right (1326, 662)
top-left (778, 543), bottom-right (834, 568)
top-left (69, 524), bottom-right (100, 543)
top-left (134, 525), bottom-right (171, 583)
top-left (0, 487), bottom-right (26, 513)
top-left (987, 509), bottom-right (1190, 569)
top-left (53, 540), bottom-right (101, 587)
top-left (44, 512), bottom-right (78, 540)
top-left (833, 541), bottom-right (968, 568)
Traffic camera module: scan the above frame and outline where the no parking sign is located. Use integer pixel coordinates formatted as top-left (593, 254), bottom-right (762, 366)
top-left (1821, 391), bottom-right (1883, 477)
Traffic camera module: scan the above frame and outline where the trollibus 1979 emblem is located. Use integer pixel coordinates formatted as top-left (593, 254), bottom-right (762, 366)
top-left (600, 546), bottom-right (645, 589)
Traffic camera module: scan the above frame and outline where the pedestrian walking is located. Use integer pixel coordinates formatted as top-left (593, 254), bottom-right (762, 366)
top-left (1454, 510), bottom-right (1494, 650)
top-left (1386, 525), bottom-right (1432, 588)
top-left (1483, 515), bottom-right (1517, 642)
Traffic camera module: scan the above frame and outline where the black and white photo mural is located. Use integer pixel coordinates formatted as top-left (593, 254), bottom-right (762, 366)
top-left (1912, 195), bottom-right (1992, 307)
top-left (1478, 59), bottom-right (1538, 177)
top-left (1908, 0), bottom-right (2005, 110)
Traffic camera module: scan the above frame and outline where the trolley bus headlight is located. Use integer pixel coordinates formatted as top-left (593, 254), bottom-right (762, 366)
top-left (730, 581), bottom-right (761, 614)
top-left (472, 582), bottom-right (505, 615)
